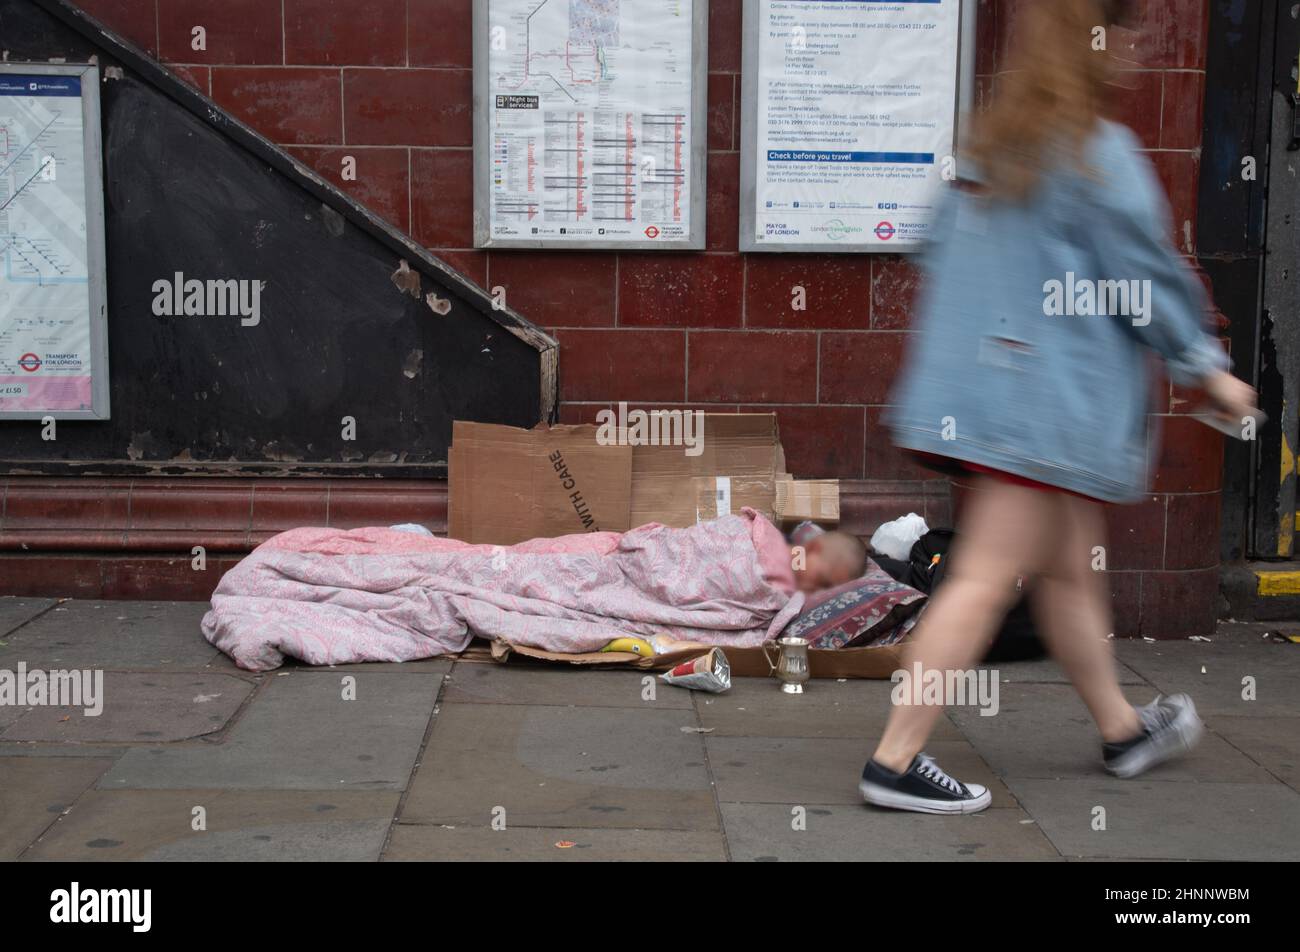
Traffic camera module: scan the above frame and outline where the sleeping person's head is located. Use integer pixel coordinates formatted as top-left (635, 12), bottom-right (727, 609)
top-left (794, 530), bottom-right (868, 593)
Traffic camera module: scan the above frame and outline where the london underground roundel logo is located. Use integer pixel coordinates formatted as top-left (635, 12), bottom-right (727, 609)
top-left (18, 352), bottom-right (42, 372)
top-left (644, 225), bottom-right (660, 239)
top-left (875, 221), bottom-right (896, 241)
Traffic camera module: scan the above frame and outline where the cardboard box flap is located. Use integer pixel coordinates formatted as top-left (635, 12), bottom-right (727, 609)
top-left (692, 475), bottom-right (778, 523)
top-left (631, 413), bottom-right (785, 527)
top-left (450, 421), bottom-right (632, 545)
top-left (774, 478), bottom-right (841, 525)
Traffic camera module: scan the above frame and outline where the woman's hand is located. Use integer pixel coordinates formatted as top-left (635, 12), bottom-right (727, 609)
top-left (1203, 370), bottom-right (1260, 426)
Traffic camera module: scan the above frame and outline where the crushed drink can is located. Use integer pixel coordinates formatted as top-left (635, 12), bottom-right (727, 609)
top-left (661, 647), bottom-right (731, 693)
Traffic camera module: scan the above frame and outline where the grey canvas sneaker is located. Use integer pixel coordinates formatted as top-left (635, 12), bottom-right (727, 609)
top-left (1103, 694), bottom-right (1204, 779)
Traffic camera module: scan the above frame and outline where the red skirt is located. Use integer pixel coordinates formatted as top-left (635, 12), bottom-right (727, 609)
top-left (911, 452), bottom-right (1104, 503)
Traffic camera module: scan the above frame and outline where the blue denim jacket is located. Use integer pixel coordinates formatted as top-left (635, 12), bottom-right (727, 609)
top-left (886, 121), bottom-right (1229, 503)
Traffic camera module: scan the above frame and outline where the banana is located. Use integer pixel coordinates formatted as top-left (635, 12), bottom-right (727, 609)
top-left (600, 636), bottom-right (655, 657)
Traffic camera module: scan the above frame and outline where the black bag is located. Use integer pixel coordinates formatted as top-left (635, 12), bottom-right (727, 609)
top-left (875, 529), bottom-right (1046, 663)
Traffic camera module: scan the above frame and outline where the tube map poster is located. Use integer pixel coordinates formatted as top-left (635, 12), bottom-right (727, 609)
top-left (0, 71), bottom-right (97, 414)
top-left (483, 0), bottom-right (698, 246)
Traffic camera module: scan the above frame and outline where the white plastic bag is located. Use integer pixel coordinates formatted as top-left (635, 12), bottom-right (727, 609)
top-left (870, 513), bottom-right (929, 561)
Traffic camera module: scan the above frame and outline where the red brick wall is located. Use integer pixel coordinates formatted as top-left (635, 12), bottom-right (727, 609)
top-left (70, 0), bottom-right (1223, 633)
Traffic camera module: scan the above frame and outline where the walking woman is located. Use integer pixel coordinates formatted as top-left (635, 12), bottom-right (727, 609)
top-left (859, 0), bottom-right (1259, 814)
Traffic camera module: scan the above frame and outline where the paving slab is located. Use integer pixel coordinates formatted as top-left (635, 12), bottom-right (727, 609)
top-left (1208, 715), bottom-right (1300, 792)
top-left (705, 736), bottom-right (1016, 808)
top-left (384, 823), bottom-right (726, 861)
top-left (987, 656), bottom-right (1147, 685)
top-left (1113, 636), bottom-right (1300, 717)
top-left (948, 682), bottom-right (1275, 783)
top-left (1005, 777), bottom-right (1300, 861)
top-left (720, 802), bottom-right (1060, 861)
top-left (23, 789), bottom-right (400, 861)
top-left (1, 672), bottom-right (253, 743)
top-left (401, 702), bottom-right (718, 830)
top-left (696, 676), bottom-right (963, 739)
top-left (98, 671), bottom-right (440, 790)
top-left (0, 756), bottom-right (115, 859)
top-left (440, 663), bottom-right (691, 709)
top-left (0, 597), bottom-right (55, 637)
top-left (0, 601), bottom-right (220, 669)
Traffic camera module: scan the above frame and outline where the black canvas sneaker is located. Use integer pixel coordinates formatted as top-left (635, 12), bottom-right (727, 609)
top-left (859, 753), bottom-right (992, 814)
top-left (1103, 693), bottom-right (1204, 779)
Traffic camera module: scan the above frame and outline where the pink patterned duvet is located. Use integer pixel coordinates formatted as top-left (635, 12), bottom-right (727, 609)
top-left (201, 509), bottom-right (806, 671)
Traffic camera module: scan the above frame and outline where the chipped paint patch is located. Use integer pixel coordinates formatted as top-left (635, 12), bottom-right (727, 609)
top-left (426, 291), bottom-right (451, 315)
top-left (391, 259), bottom-right (421, 298)
top-left (402, 349), bottom-right (423, 379)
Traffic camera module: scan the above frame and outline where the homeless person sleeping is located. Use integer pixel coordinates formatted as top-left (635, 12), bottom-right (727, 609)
top-left (201, 509), bottom-right (872, 672)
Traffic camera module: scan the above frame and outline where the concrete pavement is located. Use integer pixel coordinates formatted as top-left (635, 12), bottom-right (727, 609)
top-left (1, 597), bottom-right (1298, 861)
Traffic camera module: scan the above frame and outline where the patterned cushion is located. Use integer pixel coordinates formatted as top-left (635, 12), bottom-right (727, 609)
top-left (782, 560), bottom-right (926, 650)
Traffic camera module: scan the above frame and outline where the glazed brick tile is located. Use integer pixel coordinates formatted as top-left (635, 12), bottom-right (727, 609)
top-left (129, 483), bottom-right (252, 535)
top-left (285, 0), bottom-right (407, 66)
top-left (411, 148), bottom-right (474, 247)
top-left (618, 254), bottom-right (743, 328)
top-left (1108, 70), bottom-right (1164, 150)
top-left (78, 0), bottom-right (158, 55)
top-left (1161, 70), bottom-right (1205, 149)
top-left (1, 483), bottom-right (130, 534)
top-left (159, 0), bottom-right (283, 65)
top-left (871, 256), bottom-right (921, 329)
top-left (975, 0), bottom-right (998, 74)
top-left (744, 255), bottom-right (872, 330)
top-left (1127, 0), bottom-right (1208, 69)
top-left (1102, 494), bottom-right (1167, 571)
top-left (1107, 570), bottom-right (1143, 639)
top-left (344, 68), bottom-right (472, 146)
top-left (287, 146), bottom-right (412, 231)
top-left (1148, 150), bottom-right (1200, 252)
top-left (864, 407), bottom-right (932, 481)
top-left (818, 332), bottom-right (910, 405)
top-left (326, 489), bottom-right (445, 530)
top-left (554, 402), bottom-right (742, 426)
top-left (706, 152), bottom-right (740, 252)
top-left (708, 0), bottom-right (742, 73)
top-left (1164, 492), bottom-right (1222, 570)
top-left (1153, 414), bottom-right (1223, 494)
top-left (430, 249), bottom-right (488, 286)
top-left (250, 485), bottom-right (330, 533)
top-left (738, 404), bottom-right (865, 479)
top-left (100, 557), bottom-right (231, 600)
top-left (1139, 567), bottom-right (1219, 639)
top-left (409, 0), bottom-right (474, 68)
top-left (0, 556), bottom-right (107, 598)
top-left (554, 330), bottom-right (686, 403)
top-left (168, 64), bottom-right (211, 94)
top-left (708, 73), bottom-right (735, 151)
top-left (211, 67), bottom-right (343, 145)
top-left (489, 252), bottom-right (617, 328)
top-left (687, 331), bottom-right (817, 403)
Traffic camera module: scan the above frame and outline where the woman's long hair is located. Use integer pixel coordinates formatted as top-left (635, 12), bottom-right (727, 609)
top-left (966, 0), bottom-right (1134, 201)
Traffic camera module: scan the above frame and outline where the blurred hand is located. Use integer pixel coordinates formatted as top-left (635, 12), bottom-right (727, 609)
top-left (1203, 370), bottom-right (1259, 424)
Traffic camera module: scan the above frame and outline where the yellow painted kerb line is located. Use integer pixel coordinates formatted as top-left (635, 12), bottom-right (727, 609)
top-left (1257, 570), bottom-right (1300, 596)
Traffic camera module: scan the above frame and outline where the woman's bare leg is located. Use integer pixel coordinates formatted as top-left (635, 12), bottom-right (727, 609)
top-left (1029, 495), bottom-right (1141, 742)
top-left (871, 478), bottom-right (1056, 772)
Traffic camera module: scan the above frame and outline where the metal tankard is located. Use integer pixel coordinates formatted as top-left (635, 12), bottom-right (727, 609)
top-left (763, 636), bottom-right (811, 694)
